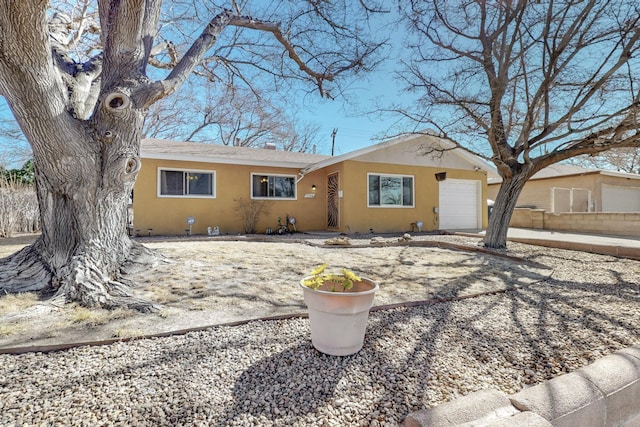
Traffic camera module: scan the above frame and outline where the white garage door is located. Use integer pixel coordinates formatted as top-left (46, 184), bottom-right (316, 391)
top-left (602, 184), bottom-right (640, 212)
top-left (439, 179), bottom-right (481, 230)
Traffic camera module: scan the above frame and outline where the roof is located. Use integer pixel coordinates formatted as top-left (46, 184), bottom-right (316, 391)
top-left (140, 138), bottom-right (330, 168)
top-left (300, 131), bottom-right (497, 175)
top-left (529, 164), bottom-right (595, 179)
top-left (487, 163), bottom-right (640, 184)
top-left (141, 133), bottom-right (496, 175)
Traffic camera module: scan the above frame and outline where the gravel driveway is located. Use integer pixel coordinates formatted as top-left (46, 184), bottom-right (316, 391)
top-left (1, 234), bottom-right (639, 426)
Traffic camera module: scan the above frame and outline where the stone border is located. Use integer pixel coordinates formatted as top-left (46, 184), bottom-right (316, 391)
top-left (0, 287), bottom-right (516, 355)
top-left (405, 344), bottom-right (640, 427)
top-left (507, 237), bottom-right (640, 261)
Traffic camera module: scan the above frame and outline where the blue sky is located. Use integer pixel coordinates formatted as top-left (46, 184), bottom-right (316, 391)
top-left (295, 68), bottom-right (407, 156)
top-left (0, 68), bottom-right (406, 168)
top-left (0, 4), bottom-right (408, 168)
top-left (291, 12), bottom-right (410, 157)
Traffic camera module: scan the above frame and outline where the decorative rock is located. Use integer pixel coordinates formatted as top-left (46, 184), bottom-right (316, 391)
top-left (324, 236), bottom-right (351, 246)
top-left (1, 234), bottom-right (639, 426)
top-left (370, 236), bottom-right (386, 245)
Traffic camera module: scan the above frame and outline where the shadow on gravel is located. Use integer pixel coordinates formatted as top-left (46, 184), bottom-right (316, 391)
top-left (223, 343), bottom-right (359, 424)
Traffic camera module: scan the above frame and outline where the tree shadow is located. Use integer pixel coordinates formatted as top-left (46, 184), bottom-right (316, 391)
top-left (219, 342), bottom-right (362, 424)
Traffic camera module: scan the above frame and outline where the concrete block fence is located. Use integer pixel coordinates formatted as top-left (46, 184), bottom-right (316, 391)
top-left (509, 209), bottom-right (640, 238)
top-left (405, 344), bottom-right (640, 426)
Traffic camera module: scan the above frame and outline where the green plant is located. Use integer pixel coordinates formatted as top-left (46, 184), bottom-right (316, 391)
top-left (301, 263), bottom-right (362, 292)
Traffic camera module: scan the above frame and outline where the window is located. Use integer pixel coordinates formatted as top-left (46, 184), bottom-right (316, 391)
top-left (158, 168), bottom-right (215, 197)
top-left (368, 173), bottom-right (414, 207)
top-left (251, 174), bottom-right (296, 199)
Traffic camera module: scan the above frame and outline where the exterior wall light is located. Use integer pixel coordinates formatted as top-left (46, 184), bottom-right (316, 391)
top-left (311, 184), bottom-right (317, 192)
top-left (435, 172), bottom-right (447, 181)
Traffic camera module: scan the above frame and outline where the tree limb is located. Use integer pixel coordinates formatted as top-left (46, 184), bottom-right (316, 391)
top-left (98, 0), bottom-right (162, 87)
top-left (139, 9), bottom-right (369, 108)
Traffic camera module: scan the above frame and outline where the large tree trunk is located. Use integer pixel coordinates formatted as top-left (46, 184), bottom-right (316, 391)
top-left (0, 2), bottom-right (355, 311)
top-left (0, 2), bottom-right (168, 311)
top-left (0, 90), bottom-right (161, 311)
top-left (483, 173), bottom-right (529, 249)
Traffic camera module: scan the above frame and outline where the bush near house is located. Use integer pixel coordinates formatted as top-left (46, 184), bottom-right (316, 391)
top-left (0, 174), bottom-right (40, 238)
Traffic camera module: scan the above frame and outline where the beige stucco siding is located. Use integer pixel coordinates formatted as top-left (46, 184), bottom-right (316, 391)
top-left (133, 158), bottom-right (328, 235)
top-left (355, 139), bottom-right (474, 170)
top-left (489, 174), bottom-right (599, 212)
top-left (489, 172), bottom-right (640, 213)
top-left (334, 160), bottom-right (487, 234)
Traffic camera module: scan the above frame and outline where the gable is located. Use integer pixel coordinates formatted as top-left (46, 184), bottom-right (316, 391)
top-left (353, 135), bottom-right (475, 169)
top-left (302, 132), bottom-right (495, 175)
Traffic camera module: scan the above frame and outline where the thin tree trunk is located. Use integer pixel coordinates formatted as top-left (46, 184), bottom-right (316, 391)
top-left (483, 174), bottom-right (529, 249)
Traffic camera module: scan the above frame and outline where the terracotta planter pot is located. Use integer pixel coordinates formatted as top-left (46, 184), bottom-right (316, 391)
top-left (299, 277), bottom-right (379, 356)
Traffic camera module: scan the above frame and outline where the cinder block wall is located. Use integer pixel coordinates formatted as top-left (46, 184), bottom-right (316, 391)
top-left (405, 345), bottom-right (640, 427)
top-left (509, 209), bottom-right (640, 237)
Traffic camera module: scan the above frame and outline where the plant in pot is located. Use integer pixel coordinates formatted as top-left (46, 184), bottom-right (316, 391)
top-left (299, 264), bottom-right (379, 356)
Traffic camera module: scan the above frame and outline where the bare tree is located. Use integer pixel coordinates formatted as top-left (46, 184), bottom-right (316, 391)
top-left (0, 102), bottom-right (31, 168)
top-left (144, 83), bottom-right (322, 151)
top-left (396, 0), bottom-right (640, 248)
top-left (0, 1), bottom-right (384, 310)
top-left (573, 148), bottom-right (640, 174)
top-left (0, 174), bottom-right (39, 238)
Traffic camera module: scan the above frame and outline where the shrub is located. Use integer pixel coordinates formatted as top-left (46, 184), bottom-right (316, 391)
top-left (234, 197), bottom-right (271, 234)
top-left (0, 174), bottom-right (39, 237)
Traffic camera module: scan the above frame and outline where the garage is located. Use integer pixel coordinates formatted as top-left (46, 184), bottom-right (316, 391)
top-left (602, 184), bottom-right (640, 212)
top-left (438, 179), bottom-right (482, 230)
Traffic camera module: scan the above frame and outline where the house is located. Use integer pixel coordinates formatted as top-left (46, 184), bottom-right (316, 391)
top-left (132, 132), bottom-right (492, 236)
top-left (487, 164), bottom-right (640, 213)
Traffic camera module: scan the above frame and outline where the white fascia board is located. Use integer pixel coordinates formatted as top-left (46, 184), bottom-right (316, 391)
top-left (141, 151), bottom-right (314, 169)
top-left (599, 170), bottom-right (640, 180)
top-left (300, 131), bottom-right (441, 174)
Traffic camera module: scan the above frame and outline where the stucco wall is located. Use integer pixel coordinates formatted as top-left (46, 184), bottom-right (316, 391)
top-left (488, 174), bottom-right (599, 212)
top-left (133, 158), bottom-right (328, 235)
top-left (510, 208), bottom-right (640, 237)
top-left (133, 156), bottom-right (488, 236)
top-left (489, 173), bottom-right (640, 213)
top-left (336, 160), bottom-right (487, 234)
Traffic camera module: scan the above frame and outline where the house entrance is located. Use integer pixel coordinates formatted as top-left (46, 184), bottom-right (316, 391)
top-left (327, 172), bottom-right (340, 229)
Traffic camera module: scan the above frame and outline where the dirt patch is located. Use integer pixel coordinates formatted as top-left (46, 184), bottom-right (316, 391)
top-left (0, 234), bottom-right (551, 350)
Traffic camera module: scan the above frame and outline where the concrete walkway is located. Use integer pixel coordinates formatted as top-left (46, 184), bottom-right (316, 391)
top-left (466, 228), bottom-right (640, 260)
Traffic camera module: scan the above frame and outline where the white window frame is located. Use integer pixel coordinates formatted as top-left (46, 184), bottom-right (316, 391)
top-left (157, 167), bottom-right (216, 198)
top-left (250, 173), bottom-right (297, 200)
top-left (367, 172), bottom-right (415, 208)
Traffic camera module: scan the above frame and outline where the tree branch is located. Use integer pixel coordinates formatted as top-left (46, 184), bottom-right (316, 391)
top-left (98, 0), bottom-right (162, 87)
top-left (140, 9), bottom-right (371, 108)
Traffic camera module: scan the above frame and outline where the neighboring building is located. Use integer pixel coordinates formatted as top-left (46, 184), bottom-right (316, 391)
top-left (133, 132), bottom-right (492, 235)
top-left (488, 164), bottom-right (640, 213)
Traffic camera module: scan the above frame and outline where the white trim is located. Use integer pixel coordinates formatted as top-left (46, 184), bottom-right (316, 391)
top-left (143, 151), bottom-right (314, 169)
top-left (157, 167), bottom-right (216, 198)
top-left (367, 172), bottom-right (415, 208)
top-left (301, 131), bottom-right (494, 175)
top-left (250, 172), bottom-right (298, 200)
top-left (550, 187), bottom-right (592, 213)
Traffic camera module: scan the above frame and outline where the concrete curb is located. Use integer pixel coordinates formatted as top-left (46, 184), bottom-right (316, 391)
top-left (405, 344), bottom-right (640, 426)
top-left (452, 231), bottom-right (640, 261)
top-left (507, 238), bottom-right (640, 261)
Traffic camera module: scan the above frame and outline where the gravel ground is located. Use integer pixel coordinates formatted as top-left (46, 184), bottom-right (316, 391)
top-left (1, 235), bottom-right (639, 426)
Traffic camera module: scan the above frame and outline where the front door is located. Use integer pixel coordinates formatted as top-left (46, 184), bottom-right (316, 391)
top-left (327, 172), bottom-right (340, 229)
